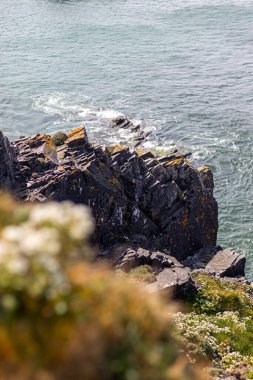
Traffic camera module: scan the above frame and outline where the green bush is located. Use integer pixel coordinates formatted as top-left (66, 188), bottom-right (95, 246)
top-left (52, 131), bottom-right (68, 146)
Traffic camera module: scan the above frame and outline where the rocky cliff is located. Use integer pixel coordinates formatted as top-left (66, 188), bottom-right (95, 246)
top-left (1, 124), bottom-right (218, 259)
top-left (0, 122), bottom-right (246, 295)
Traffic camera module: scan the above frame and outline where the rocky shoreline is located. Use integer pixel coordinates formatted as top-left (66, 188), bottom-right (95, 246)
top-left (0, 119), bottom-right (248, 296)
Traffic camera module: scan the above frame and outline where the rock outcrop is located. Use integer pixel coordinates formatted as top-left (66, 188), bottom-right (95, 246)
top-left (183, 246), bottom-right (246, 278)
top-left (111, 116), bottom-right (152, 147)
top-left (98, 244), bottom-right (246, 297)
top-left (0, 125), bottom-right (218, 262)
top-left (0, 122), bottom-right (247, 297)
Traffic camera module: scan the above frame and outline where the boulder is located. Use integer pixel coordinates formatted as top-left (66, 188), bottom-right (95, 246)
top-left (146, 267), bottom-right (193, 298)
top-left (183, 246), bottom-right (246, 278)
top-left (205, 248), bottom-right (246, 277)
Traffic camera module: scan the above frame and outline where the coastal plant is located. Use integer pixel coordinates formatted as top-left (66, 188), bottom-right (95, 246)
top-left (37, 157), bottom-right (46, 168)
top-left (52, 131), bottom-right (68, 146)
top-left (174, 272), bottom-right (253, 378)
top-left (191, 272), bottom-right (253, 317)
top-left (0, 194), bottom-right (204, 380)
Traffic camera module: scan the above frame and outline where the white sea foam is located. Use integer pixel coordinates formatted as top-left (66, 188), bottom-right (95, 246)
top-left (33, 92), bottom-right (124, 122)
top-left (96, 109), bottom-right (123, 119)
top-left (33, 92), bottom-right (91, 116)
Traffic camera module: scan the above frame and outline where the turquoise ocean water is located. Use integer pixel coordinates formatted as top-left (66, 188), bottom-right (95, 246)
top-left (1, 0), bottom-right (253, 277)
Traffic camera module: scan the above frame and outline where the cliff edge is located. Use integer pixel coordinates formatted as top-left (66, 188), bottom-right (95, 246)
top-left (0, 124), bottom-right (246, 296)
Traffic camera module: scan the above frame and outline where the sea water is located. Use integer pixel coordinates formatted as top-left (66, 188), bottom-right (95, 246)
top-left (1, 0), bottom-right (253, 277)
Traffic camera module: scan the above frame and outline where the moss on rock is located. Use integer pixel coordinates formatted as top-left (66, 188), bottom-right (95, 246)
top-left (52, 131), bottom-right (68, 147)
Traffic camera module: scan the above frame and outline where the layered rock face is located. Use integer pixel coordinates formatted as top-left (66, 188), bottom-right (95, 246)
top-left (1, 126), bottom-right (218, 261)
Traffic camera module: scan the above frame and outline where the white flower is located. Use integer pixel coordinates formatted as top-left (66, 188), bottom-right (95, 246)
top-left (7, 257), bottom-right (28, 275)
top-left (0, 200), bottom-right (94, 301)
top-left (29, 201), bottom-right (93, 240)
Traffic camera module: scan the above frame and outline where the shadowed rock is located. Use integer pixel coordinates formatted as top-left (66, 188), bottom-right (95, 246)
top-left (99, 244), bottom-right (246, 296)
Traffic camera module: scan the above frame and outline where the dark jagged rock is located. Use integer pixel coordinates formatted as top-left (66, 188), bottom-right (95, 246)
top-left (0, 125), bottom-right (247, 298)
top-left (0, 125), bottom-right (218, 261)
top-left (98, 244), bottom-right (181, 271)
top-left (111, 116), bottom-right (152, 147)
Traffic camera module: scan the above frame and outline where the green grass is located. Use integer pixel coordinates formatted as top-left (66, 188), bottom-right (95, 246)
top-left (190, 272), bottom-right (253, 317)
top-left (129, 265), bottom-right (156, 284)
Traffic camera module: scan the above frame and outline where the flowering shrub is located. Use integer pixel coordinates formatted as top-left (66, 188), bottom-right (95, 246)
top-left (174, 273), bottom-right (253, 378)
top-left (0, 194), bottom-right (203, 380)
top-left (0, 198), bottom-right (93, 301)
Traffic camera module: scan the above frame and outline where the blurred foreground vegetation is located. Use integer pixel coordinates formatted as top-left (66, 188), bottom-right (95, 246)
top-left (0, 193), bottom-right (203, 380)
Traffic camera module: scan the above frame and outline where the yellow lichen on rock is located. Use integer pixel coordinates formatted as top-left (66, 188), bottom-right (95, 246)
top-left (135, 147), bottom-right (150, 156)
top-left (197, 165), bottom-right (210, 173)
top-left (42, 136), bottom-right (58, 164)
top-left (165, 157), bottom-right (184, 167)
top-left (106, 144), bottom-right (129, 154)
top-left (109, 177), bottom-right (120, 186)
top-left (66, 126), bottom-right (87, 143)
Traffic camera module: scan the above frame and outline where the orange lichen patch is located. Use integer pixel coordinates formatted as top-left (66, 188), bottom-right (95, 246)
top-left (107, 144), bottom-right (128, 154)
top-left (43, 136), bottom-right (57, 152)
top-left (66, 126), bottom-right (87, 142)
top-left (32, 133), bottom-right (45, 141)
top-left (42, 136), bottom-right (58, 164)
